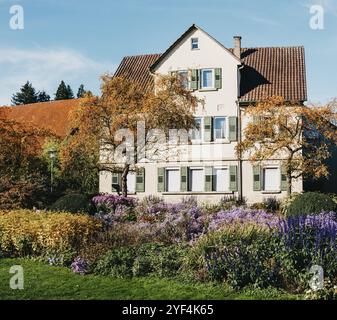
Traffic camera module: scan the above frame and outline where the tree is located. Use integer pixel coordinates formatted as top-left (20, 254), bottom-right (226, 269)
top-left (11, 81), bottom-right (38, 105)
top-left (77, 84), bottom-right (85, 98)
top-left (237, 96), bottom-right (337, 195)
top-left (55, 81), bottom-right (74, 100)
top-left (37, 90), bottom-right (51, 102)
top-left (65, 75), bottom-right (198, 196)
top-left (67, 85), bottom-right (74, 99)
top-left (0, 108), bottom-right (52, 208)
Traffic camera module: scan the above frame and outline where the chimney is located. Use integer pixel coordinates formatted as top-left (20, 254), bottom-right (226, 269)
top-left (233, 36), bottom-right (242, 59)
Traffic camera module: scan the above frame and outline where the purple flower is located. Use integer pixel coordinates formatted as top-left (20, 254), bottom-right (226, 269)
top-left (71, 257), bottom-right (88, 275)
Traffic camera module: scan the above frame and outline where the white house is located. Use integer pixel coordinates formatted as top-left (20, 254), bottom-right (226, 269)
top-left (99, 24), bottom-right (307, 203)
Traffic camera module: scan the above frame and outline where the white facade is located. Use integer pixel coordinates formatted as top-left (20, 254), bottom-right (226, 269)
top-left (99, 26), bottom-right (303, 204)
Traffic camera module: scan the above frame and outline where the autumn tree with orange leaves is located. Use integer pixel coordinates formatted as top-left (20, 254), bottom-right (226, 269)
top-left (63, 75), bottom-right (198, 196)
top-left (0, 107), bottom-right (52, 208)
top-left (237, 96), bottom-right (337, 195)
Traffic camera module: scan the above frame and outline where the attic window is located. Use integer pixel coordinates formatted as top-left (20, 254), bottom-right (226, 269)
top-left (191, 38), bottom-right (199, 50)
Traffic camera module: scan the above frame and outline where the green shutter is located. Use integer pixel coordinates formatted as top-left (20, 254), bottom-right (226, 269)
top-left (157, 167), bottom-right (165, 192)
top-left (229, 166), bottom-right (238, 191)
top-left (281, 164), bottom-right (287, 191)
top-left (229, 116), bottom-right (238, 141)
top-left (111, 172), bottom-right (121, 192)
top-left (190, 69), bottom-right (199, 90)
top-left (204, 117), bottom-right (212, 142)
top-left (215, 68), bottom-right (222, 89)
top-left (135, 167), bottom-right (145, 192)
top-left (253, 165), bottom-right (261, 191)
top-left (180, 167), bottom-right (188, 192)
top-left (205, 166), bottom-right (213, 192)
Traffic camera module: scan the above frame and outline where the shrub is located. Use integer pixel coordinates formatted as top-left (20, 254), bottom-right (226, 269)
top-left (50, 194), bottom-right (90, 213)
top-left (185, 225), bottom-right (281, 289)
top-left (0, 210), bottom-right (102, 257)
top-left (186, 212), bottom-right (337, 292)
top-left (94, 243), bottom-right (188, 278)
top-left (262, 197), bottom-right (280, 213)
top-left (286, 192), bottom-right (337, 217)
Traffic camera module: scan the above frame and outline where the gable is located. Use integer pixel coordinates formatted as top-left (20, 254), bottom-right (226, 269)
top-left (150, 24), bottom-right (241, 73)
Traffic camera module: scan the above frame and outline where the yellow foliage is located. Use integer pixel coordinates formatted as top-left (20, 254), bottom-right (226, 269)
top-left (0, 210), bottom-right (102, 257)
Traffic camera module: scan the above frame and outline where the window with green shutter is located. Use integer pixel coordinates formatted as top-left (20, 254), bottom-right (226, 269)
top-left (135, 167), bottom-right (145, 192)
top-left (228, 116), bottom-right (238, 141)
top-left (157, 167), bottom-right (165, 192)
top-left (204, 166), bottom-right (213, 192)
top-left (281, 164), bottom-right (287, 191)
top-left (229, 165), bottom-right (238, 191)
top-left (215, 68), bottom-right (222, 89)
top-left (180, 167), bottom-right (188, 192)
top-left (253, 165), bottom-right (261, 191)
top-left (190, 69), bottom-right (199, 90)
top-left (204, 117), bottom-right (212, 142)
top-left (112, 172), bottom-right (121, 192)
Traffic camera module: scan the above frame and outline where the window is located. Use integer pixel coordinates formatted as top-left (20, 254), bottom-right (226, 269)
top-left (213, 168), bottom-right (229, 192)
top-left (127, 172), bottom-right (136, 193)
top-left (214, 117), bottom-right (227, 140)
top-left (263, 167), bottom-right (280, 191)
top-left (191, 38), bottom-right (199, 50)
top-left (166, 168), bottom-right (180, 192)
top-left (177, 70), bottom-right (189, 89)
top-left (189, 168), bottom-right (204, 192)
top-left (201, 69), bottom-right (214, 89)
top-left (190, 117), bottom-right (202, 141)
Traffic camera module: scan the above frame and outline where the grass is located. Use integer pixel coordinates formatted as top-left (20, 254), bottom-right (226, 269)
top-left (0, 259), bottom-right (300, 300)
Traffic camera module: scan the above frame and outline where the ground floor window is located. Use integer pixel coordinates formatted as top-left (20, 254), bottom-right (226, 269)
top-left (263, 167), bottom-right (280, 191)
top-left (213, 167), bottom-right (229, 192)
top-left (166, 168), bottom-right (180, 192)
top-left (127, 172), bottom-right (136, 193)
top-left (189, 168), bottom-right (204, 192)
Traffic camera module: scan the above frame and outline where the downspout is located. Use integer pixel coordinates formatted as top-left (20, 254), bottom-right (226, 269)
top-left (237, 64), bottom-right (244, 202)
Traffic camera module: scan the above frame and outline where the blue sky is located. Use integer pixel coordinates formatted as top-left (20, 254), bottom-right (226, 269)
top-left (0, 0), bottom-right (336, 105)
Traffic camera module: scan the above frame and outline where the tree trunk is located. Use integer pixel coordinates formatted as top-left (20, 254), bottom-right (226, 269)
top-left (121, 163), bottom-right (130, 197)
top-left (287, 172), bottom-right (292, 196)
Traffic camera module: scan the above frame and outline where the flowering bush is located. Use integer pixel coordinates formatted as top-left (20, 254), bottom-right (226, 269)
top-left (0, 210), bottom-right (102, 257)
top-left (92, 195), bottom-right (136, 214)
top-left (71, 257), bottom-right (89, 275)
top-left (186, 211), bottom-right (337, 291)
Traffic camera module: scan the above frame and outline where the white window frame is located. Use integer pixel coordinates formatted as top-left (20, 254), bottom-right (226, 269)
top-left (213, 166), bottom-right (230, 192)
top-left (200, 68), bottom-right (215, 89)
top-left (190, 117), bottom-right (203, 142)
top-left (188, 167), bottom-right (204, 192)
top-left (262, 166), bottom-right (280, 192)
top-left (213, 116), bottom-right (228, 141)
top-left (177, 70), bottom-right (189, 90)
top-left (127, 172), bottom-right (136, 194)
top-left (165, 167), bottom-right (180, 192)
top-left (191, 37), bottom-right (199, 50)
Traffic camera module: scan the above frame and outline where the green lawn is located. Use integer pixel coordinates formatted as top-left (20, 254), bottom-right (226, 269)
top-left (0, 259), bottom-right (299, 300)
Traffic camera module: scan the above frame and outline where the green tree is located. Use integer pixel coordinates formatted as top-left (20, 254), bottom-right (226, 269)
top-left (67, 85), bottom-right (74, 99)
top-left (11, 81), bottom-right (38, 105)
top-left (55, 81), bottom-right (74, 100)
top-left (37, 91), bottom-right (51, 102)
top-left (77, 84), bottom-right (85, 98)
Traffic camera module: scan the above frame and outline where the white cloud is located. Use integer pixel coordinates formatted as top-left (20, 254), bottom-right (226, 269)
top-left (0, 47), bottom-right (115, 105)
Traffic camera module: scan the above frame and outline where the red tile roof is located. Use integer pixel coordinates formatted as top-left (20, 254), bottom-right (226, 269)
top-left (2, 99), bottom-right (81, 138)
top-left (114, 47), bottom-right (307, 103)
